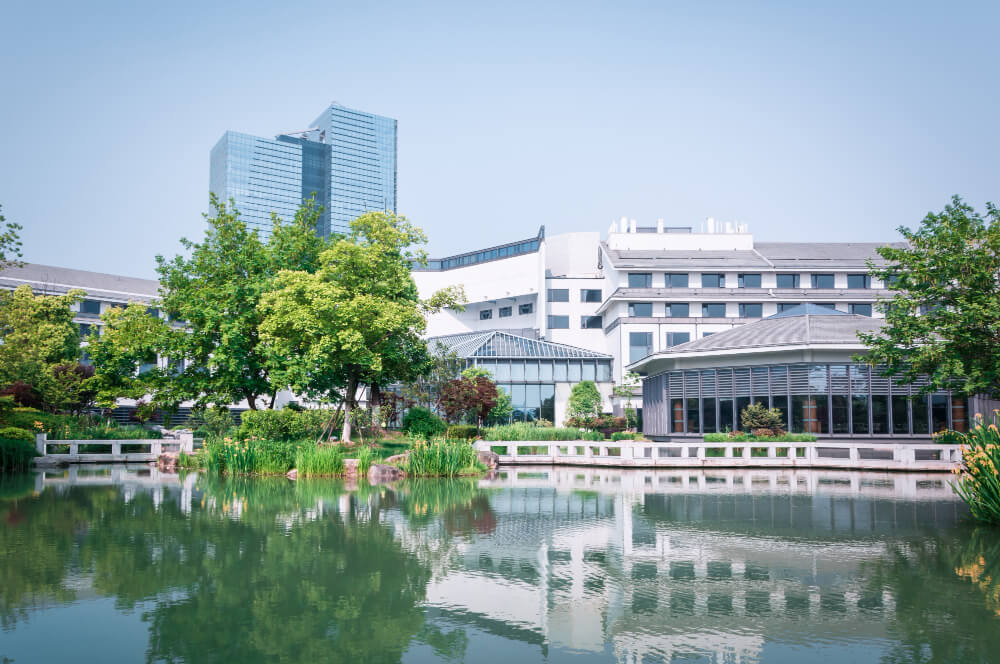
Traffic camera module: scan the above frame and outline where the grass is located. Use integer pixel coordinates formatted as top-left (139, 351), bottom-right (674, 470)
top-left (481, 423), bottom-right (586, 441)
top-left (404, 438), bottom-right (485, 477)
top-left (295, 445), bottom-right (345, 477)
top-left (0, 439), bottom-right (35, 473)
top-left (703, 433), bottom-right (818, 442)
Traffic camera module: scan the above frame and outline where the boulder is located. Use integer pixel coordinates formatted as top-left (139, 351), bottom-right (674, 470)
top-left (477, 449), bottom-right (500, 470)
top-left (384, 452), bottom-right (409, 466)
top-left (344, 458), bottom-right (360, 477)
top-left (368, 463), bottom-right (404, 484)
top-left (157, 452), bottom-right (180, 473)
top-left (286, 469), bottom-right (298, 480)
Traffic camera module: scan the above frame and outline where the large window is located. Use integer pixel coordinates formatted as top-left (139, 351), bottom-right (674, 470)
top-left (738, 303), bottom-right (762, 318)
top-left (701, 273), bottom-right (725, 288)
top-left (629, 332), bottom-right (653, 363)
top-left (664, 331), bottom-right (690, 347)
top-left (629, 302), bottom-right (653, 317)
top-left (665, 273), bottom-right (689, 288)
top-left (547, 315), bottom-right (569, 329)
top-left (847, 274), bottom-right (871, 289)
top-left (480, 309), bottom-right (493, 320)
top-left (547, 288), bottom-right (569, 302)
top-left (776, 274), bottom-right (800, 288)
top-left (849, 303), bottom-right (872, 316)
top-left (628, 273), bottom-right (653, 288)
top-left (812, 302), bottom-right (837, 310)
top-left (580, 289), bottom-right (602, 302)
top-left (80, 299), bottom-right (101, 315)
top-left (519, 303), bottom-right (533, 315)
top-left (738, 273), bottom-right (761, 288)
top-left (811, 274), bottom-right (835, 289)
top-left (499, 306), bottom-right (512, 318)
top-left (702, 303), bottom-right (726, 318)
top-left (665, 302), bottom-right (689, 317)
top-left (580, 315), bottom-right (603, 329)
top-left (777, 302), bottom-right (799, 313)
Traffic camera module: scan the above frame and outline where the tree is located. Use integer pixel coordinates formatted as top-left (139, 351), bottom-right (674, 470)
top-left (259, 211), bottom-right (463, 442)
top-left (403, 342), bottom-right (465, 410)
top-left (461, 367), bottom-right (510, 424)
top-left (94, 195), bottom-right (330, 411)
top-left (0, 204), bottom-right (24, 269)
top-left (567, 380), bottom-right (602, 421)
top-left (0, 284), bottom-right (83, 409)
top-left (858, 196), bottom-right (1000, 397)
top-left (439, 374), bottom-right (499, 425)
top-left (612, 371), bottom-right (641, 430)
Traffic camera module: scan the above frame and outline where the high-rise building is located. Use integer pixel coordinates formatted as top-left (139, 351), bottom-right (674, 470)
top-left (210, 103), bottom-right (397, 237)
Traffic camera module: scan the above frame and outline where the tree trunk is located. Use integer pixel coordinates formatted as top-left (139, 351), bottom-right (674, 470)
top-left (341, 374), bottom-right (358, 443)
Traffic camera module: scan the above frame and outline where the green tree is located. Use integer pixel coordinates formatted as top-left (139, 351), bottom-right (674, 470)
top-left (612, 370), bottom-right (641, 429)
top-left (259, 211), bottom-right (463, 442)
top-left (0, 204), bottom-right (24, 269)
top-left (0, 284), bottom-right (83, 408)
top-left (567, 380), bottom-right (602, 421)
top-left (859, 196), bottom-right (1000, 397)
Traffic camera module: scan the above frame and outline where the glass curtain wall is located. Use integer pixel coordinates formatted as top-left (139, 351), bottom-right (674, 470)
top-left (475, 359), bottom-right (612, 422)
top-left (655, 363), bottom-right (962, 436)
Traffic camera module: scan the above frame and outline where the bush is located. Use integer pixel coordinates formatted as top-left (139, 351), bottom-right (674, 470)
top-left (404, 438), bottom-right (484, 477)
top-left (0, 438), bottom-right (35, 473)
top-left (953, 413), bottom-right (1000, 523)
top-left (610, 431), bottom-right (640, 442)
top-left (740, 402), bottom-right (785, 434)
top-left (582, 431), bottom-right (605, 442)
top-left (239, 408), bottom-right (338, 442)
top-left (401, 407), bottom-right (447, 439)
top-left (0, 426), bottom-right (33, 441)
top-left (295, 444), bottom-right (345, 477)
top-left (481, 423), bottom-right (584, 441)
top-left (191, 406), bottom-right (236, 438)
top-left (703, 432), bottom-right (817, 442)
top-left (446, 425), bottom-right (479, 440)
top-left (3, 410), bottom-right (162, 441)
top-left (0, 382), bottom-right (43, 409)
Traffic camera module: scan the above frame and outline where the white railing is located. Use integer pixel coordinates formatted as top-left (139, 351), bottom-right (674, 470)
top-left (474, 439), bottom-right (961, 472)
top-left (34, 432), bottom-right (194, 463)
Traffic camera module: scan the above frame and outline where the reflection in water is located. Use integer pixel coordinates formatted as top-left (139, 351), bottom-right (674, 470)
top-left (0, 466), bottom-right (998, 663)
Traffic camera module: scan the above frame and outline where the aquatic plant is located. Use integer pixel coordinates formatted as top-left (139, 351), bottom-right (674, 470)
top-left (0, 438), bottom-right (35, 473)
top-left (403, 438), bottom-right (484, 477)
top-left (295, 444), bottom-right (345, 477)
top-left (952, 412), bottom-right (1000, 524)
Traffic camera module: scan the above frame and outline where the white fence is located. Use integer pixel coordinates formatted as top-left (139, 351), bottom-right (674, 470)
top-left (34, 432), bottom-right (194, 464)
top-left (474, 439), bottom-right (962, 472)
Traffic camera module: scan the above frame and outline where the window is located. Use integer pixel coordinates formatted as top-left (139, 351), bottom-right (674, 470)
top-left (628, 273), bottom-right (653, 288)
top-left (547, 289), bottom-right (569, 302)
top-left (628, 302), bottom-right (653, 317)
top-left (738, 273), bottom-right (761, 288)
top-left (703, 332), bottom-right (714, 337)
top-left (702, 303), bottom-right (727, 318)
top-left (812, 302), bottom-right (837, 310)
top-left (80, 299), bottom-right (101, 315)
top-left (664, 302), bottom-right (689, 317)
top-left (777, 302), bottom-right (799, 312)
top-left (547, 315), bottom-right (569, 329)
top-left (519, 303), bottom-right (533, 315)
top-left (811, 273), bottom-right (835, 289)
top-left (79, 323), bottom-right (92, 337)
top-left (580, 315), bottom-right (603, 329)
top-left (847, 274), bottom-right (871, 289)
top-left (701, 273), bottom-right (725, 288)
top-left (629, 332), bottom-right (653, 363)
top-left (849, 303), bottom-right (872, 316)
top-left (776, 274), bottom-right (800, 288)
top-left (498, 306), bottom-right (512, 318)
top-left (480, 309), bottom-right (493, 320)
top-left (665, 273), bottom-right (689, 288)
top-left (146, 307), bottom-right (159, 318)
top-left (580, 289), bottom-right (602, 302)
top-left (739, 303), bottom-right (763, 318)
top-left (664, 331), bottom-right (690, 346)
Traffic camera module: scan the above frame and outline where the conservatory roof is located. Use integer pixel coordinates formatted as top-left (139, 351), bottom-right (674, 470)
top-left (427, 330), bottom-right (612, 360)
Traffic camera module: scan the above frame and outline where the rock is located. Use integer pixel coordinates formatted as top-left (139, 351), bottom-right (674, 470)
top-left (368, 463), bottom-right (404, 484)
top-left (286, 469), bottom-right (298, 480)
top-left (477, 450), bottom-right (500, 470)
top-left (384, 452), bottom-right (409, 465)
top-left (344, 458), bottom-right (360, 477)
top-left (157, 452), bottom-right (180, 473)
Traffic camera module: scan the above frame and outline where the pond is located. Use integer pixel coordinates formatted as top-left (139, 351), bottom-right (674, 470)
top-left (1, 466), bottom-right (999, 663)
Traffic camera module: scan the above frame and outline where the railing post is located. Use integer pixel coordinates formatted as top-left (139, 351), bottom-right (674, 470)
top-left (151, 440), bottom-right (162, 456)
top-left (111, 442), bottom-right (121, 456)
top-left (35, 432), bottom-right (47, 456)
top-left (179, 432), bottom-right (194, 454)
top-left (69, 442), bottom-right (78, 455)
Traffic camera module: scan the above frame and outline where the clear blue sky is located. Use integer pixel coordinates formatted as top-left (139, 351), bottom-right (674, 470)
top-left (1, 0), bottom-right (997, 278)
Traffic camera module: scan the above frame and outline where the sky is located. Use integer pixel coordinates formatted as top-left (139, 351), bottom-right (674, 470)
top-left (1, 0), bottom-right (997, 279)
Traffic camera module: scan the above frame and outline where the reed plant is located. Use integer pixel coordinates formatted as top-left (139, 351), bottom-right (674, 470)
top-left (295, 444), bottom-right (345, 477)
top-left (404, 437), bottom-right (484, 477)
top-left (481, 423), bottom-right (586, 441)
top-left (354, 446), bottom-right (376, 476)
top-left (0, 438), bottom-right (35, 473)
top-left (952, 412), bottom-right (1000, 524)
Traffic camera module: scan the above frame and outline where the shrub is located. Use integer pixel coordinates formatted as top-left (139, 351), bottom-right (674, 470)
top-left (481, 423), bottom-right (584, 441)
top-left (740, 402), bottom-right (785, 433)
top-left (239, 408), bottom-right (337, 442)
top-left (446, 425), bottom-right (479, 440)
top-left (0, 438), bottom-right (35, 473)
top-left (610, 431), bottom-right (639, 442)
top-left (404, 438), bottom-right (484, 477)
top-left (582, 431), bottom-right (604, 441)
top-left (401, 407), bottom-right (447, 439)
top-left (191, 406), bottom-right (236, 438)
top-left (952, 413), bottom-right (1000, 523)
top-left (0, 382), bottom-right (43, 409)
top-left (533, 419), bottom-right (553, 428)
top-left (704, 432), bottom-right (817, 442)
top-left (295, 444), bottom-right (345, 477)
top-left (0, 426), bottom-right (33, 441)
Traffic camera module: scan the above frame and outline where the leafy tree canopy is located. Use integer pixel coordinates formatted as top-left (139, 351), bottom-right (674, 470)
top-left (0, 204), bottom-right (24, 269)
top-left (567, 380), bottom-right (602, 420)
top-left (859, 196), bottom-right (1000, 397)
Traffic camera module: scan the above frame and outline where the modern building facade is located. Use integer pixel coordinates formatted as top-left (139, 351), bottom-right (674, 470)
top-left (210, 102), bottom-right (397, 237)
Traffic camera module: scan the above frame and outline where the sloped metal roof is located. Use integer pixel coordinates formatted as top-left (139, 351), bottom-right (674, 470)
top-left (0, 263), bottom-right (159, 303)
top-left (428, 330), bottom-right (612, 359)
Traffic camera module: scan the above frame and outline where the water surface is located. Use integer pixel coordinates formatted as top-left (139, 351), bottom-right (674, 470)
top-left (1, 466), bottom-right (998, 663)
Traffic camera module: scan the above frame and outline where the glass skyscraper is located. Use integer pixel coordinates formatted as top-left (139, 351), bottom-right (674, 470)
top-left (210, 103), bottom-right (397, 237)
